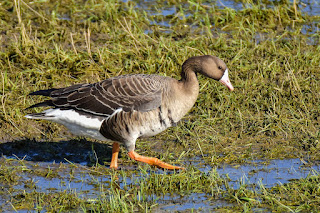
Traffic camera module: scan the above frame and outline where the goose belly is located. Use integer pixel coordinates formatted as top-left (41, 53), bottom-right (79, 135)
top-left (42, 109), bottom-right (108, 141)
top-left (133, 109), bottom-right (176, 138)
top-left (138, 121), bottom-right (169, 137)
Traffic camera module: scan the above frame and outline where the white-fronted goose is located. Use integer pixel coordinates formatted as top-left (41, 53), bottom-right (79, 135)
top-left (25, 55), bottom-right (234, 170)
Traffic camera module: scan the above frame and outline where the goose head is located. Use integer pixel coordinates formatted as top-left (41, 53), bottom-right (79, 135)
top-left (182, 55), bottom-right (234, 91)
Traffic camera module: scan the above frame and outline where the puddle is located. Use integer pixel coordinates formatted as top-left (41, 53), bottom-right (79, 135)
top-left (300, 0), bottom-right (320, 16)
top-left (153, 193), bottom-right (234, 212)
top-left (2, 141), bottom-right (320, 211)
top-left (1, 139), bottom-right (320, 211)
top-left (136, 0), bottom-right (320, 48)
top-left (215, 0), bottom-right (320, 16)
top-left (215, 0), bottom-right (243, 10)
top-left (198, 158), bottom-right (320, 189)
top-left (9, 162), bottom-right (106, 199)
top-left (2, 155), bottom-right (320, 211)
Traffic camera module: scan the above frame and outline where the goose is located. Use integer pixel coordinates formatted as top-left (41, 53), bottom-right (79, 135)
top-left (25, 55), bottom-right (234, 170)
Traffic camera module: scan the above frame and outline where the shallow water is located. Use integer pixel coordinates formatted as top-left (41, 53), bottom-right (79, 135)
top-left (1, 138), bottom-right (320, 211)
top-left (13, 158), bottom-right (319, 193)
top-left (3, 157), bottom-right (319, 211)
top-left (299, 0), bottom-right (320, 16)
top-left (154, 193), bottom-right (234, 211)
top-left (217, 158), bottom-right (319, 188)
top-left (136, 0), bottom-right (320, 47)
top-left (217, 0), bottom-right (320, 16)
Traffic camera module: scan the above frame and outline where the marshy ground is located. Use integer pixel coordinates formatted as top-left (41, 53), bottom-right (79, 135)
top-left (0, 0), bottom-right (320, 211)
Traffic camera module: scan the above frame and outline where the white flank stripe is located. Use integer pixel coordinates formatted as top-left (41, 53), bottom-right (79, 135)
top-left (27, 109), bottom-right (109, 141)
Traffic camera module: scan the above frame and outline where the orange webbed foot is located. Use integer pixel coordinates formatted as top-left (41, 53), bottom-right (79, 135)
top-left (128, 150), bottom-right (185, 170)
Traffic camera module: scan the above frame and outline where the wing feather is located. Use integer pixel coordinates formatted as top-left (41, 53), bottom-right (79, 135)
top-left (28, 74), bottom-right (167, 116)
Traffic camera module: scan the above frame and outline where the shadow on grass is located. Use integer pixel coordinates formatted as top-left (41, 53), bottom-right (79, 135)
top-left (0, 138), bottom-right (115, 166)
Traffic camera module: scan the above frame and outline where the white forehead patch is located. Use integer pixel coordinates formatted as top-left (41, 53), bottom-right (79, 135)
top-left (220, 69), bottom-right (229, 81)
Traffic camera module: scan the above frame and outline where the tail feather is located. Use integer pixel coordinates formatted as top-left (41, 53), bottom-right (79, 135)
top-left (25, 112), bottom-right (54, 119)
top-left (25, 100), bottom-right (54, 110)
top-left (29, 88), bottom-right (58, 96)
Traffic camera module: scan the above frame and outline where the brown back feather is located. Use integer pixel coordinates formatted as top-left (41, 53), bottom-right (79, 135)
top-left (28, 74), bottom-right (168, 116)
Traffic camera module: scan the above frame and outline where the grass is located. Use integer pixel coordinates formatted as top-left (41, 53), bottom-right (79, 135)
top-left (0, 0), bottom-right (320, 211)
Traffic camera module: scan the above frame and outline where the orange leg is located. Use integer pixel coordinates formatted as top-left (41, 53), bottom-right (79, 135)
top-left (110, 142), bottom-right (120, 169)
top-left (128, 150), bottom-right (185, 170)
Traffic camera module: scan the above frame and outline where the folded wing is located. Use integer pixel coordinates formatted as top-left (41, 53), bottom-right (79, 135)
top-left (28, 74), bottom-right (164, 117)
